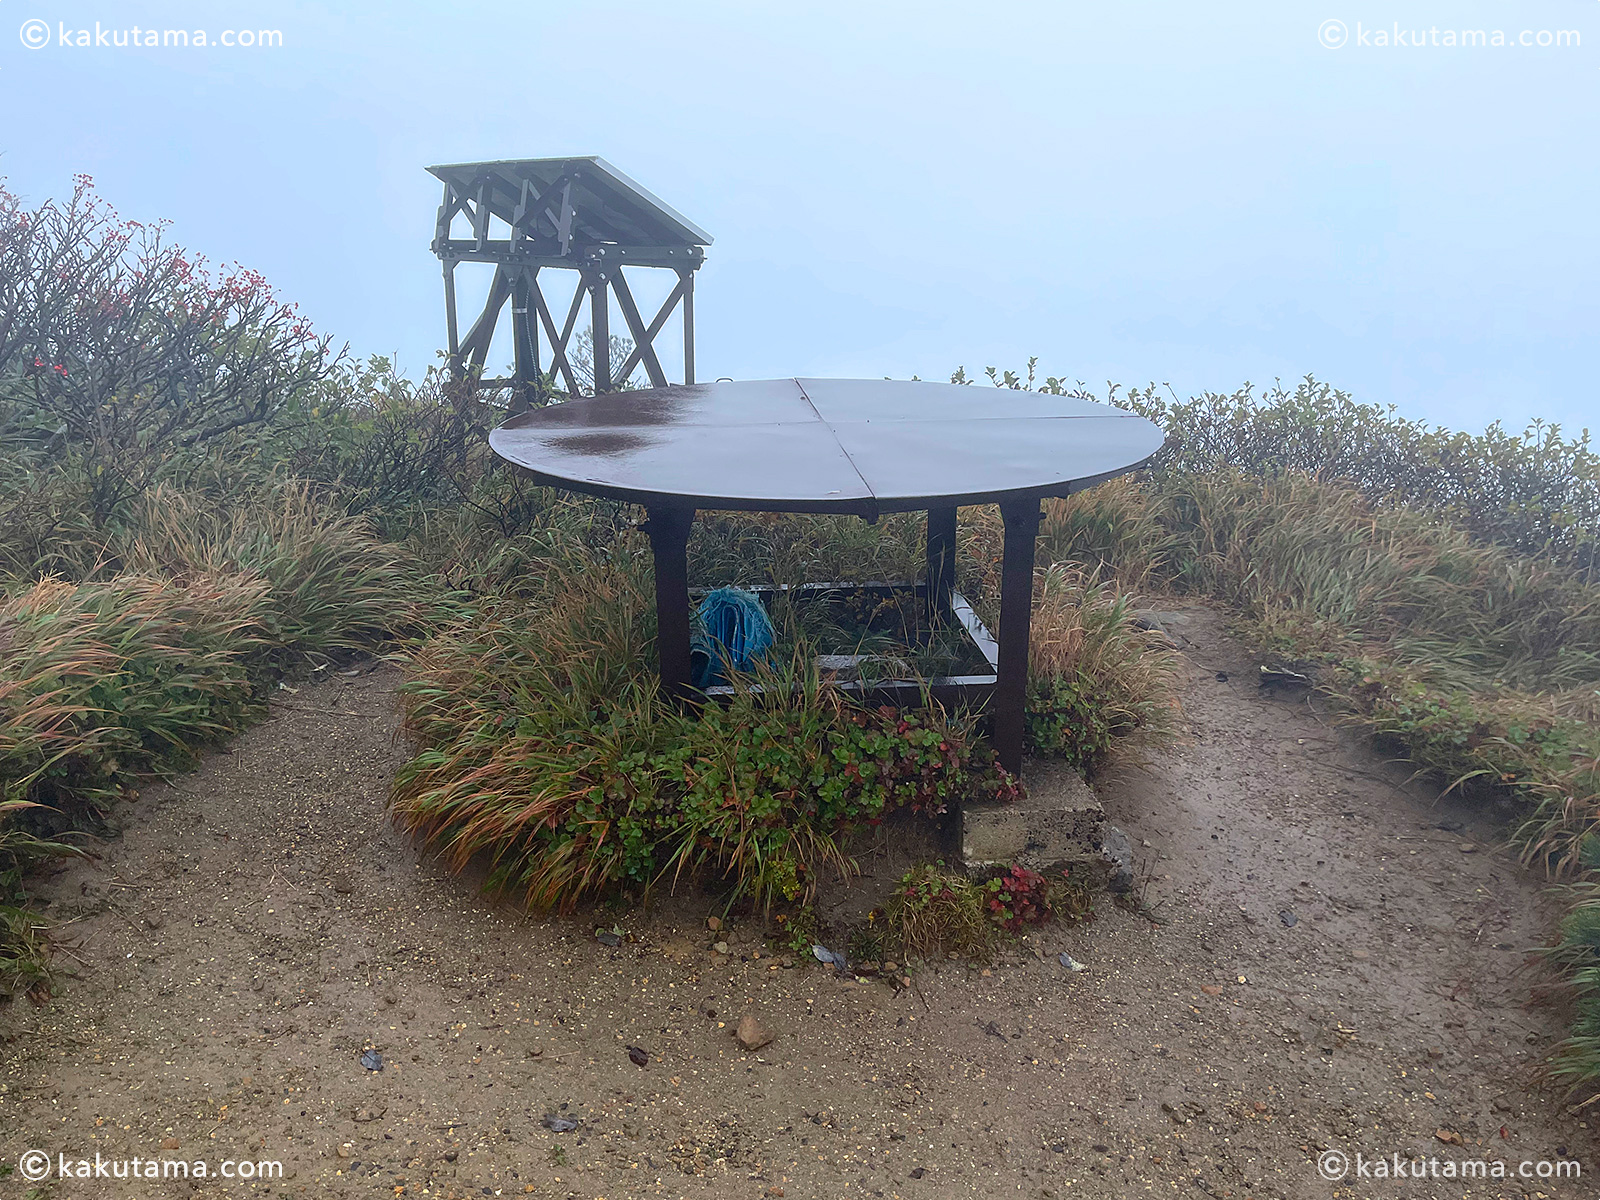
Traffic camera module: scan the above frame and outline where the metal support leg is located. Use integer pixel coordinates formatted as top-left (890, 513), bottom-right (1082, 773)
top-left (646, 505), bottom-right (695, 703)
top-left (994, 498), bottom-right (1041, 778)
top-left (926, 506), bottom-right (957, 625)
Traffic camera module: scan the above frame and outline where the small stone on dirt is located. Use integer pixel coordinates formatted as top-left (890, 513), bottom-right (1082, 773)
top-left (736, 1013), bottom-right (774, 1051)
top-left (1459, 843), bottom-right (1478, 854)
top-left (706, 915), bottom-right (721, 931)
top-left (542, 1113), bottom-right (578, 1133)
top-left (1279, 909), bottom-right (1298, 927)
top-left (1099, 824), bottom-right (1135, 893)
top-left (161, 1138), bottom-right (180, 1150)
top-left (596, 929), bottom-right (622, 947)
top-left (712, 940), bottom-right (730, 954)
top-left (359, 1049), bottom-right (384, 1072)
top-left (1200, 984), bottom-right (1223, 996)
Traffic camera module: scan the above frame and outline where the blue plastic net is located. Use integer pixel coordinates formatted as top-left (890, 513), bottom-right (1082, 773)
top-left (690, 587), bottom-right (775, 689)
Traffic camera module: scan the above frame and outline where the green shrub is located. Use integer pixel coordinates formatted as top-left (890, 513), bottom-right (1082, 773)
top-left (0, 177), bottom-right (338, 525)
top-left (953, 365), bottom-right (1599, 580)
top-left (391, 546), bottom-right (1020, 911)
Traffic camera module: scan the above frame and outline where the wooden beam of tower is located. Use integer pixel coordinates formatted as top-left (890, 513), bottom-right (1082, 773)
top-left (681, 269), bottom-right (695, 385)
top-left (460, 265), bottom-right (512, 373)
top-left (589, 271), bottom-right (611, 393)
top-left (472, 177), bottom-right (494, 251)
top-left (434, 183), bottom-right (463, 251)
top-left (609, 268), bottom-right (668, 388)
top-left (510, 268), bottom-right (539, 407)
top-left (442, 260), bottom-right (461, 375)
top-left (509, 173), bottom-right (574, 247)
top-left (531, 276), bottom-right (581, 397)
top-left (613, 275), bottom-right (687, 384)
top-left (557, 280), bottom-right (585, 354)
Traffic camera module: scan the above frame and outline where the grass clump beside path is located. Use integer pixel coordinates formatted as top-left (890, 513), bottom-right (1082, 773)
top-left (878, 862), bottom-right (1096, 962)
top-left (0, 487), bottom-right (417, 997)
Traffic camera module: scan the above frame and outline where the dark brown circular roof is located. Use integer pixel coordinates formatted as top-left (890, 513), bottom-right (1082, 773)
top-left (489, 378), bottom-right (1166, 516)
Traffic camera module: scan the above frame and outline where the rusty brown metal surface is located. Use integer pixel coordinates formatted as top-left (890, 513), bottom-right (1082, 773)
top-left (488, 378), bottom-right (1165, 517)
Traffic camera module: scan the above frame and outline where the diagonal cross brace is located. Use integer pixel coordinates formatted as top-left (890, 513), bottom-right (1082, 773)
top-left (612, 275), bottom-right (688, 385)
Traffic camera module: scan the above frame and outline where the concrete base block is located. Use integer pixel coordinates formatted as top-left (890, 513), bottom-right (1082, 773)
top-left (963, 757), bottom-right (1112, 881)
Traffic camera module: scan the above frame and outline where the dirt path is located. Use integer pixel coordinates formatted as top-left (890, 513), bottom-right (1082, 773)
top-left (1, 606), bottom-right (1593, 1199)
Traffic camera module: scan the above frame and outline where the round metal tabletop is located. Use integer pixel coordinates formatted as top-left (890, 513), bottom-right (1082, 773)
top-left (488, 378), bottom-right (1166, 516)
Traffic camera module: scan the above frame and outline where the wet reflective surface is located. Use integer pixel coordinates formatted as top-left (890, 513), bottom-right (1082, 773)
top-left (490, 378), bottom-right (1166, 514)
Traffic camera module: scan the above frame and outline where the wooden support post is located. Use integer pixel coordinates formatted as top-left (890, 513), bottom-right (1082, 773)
top-left (442, 260), bottom-right (461, 379)
top-left (681, 268), bottom-right (696, 385)
top-left (993, 497), bottom-right (1041, 779)
top-left (646, 505), bottom-right (696, 703)
top-left (926, 506), bottom-right (958, 624)
top-left (527, 267), bottom-right (541, 382)
top-left (509, 268), bottom-right (535, 414)
top-left (472, 177), bottom-right (492, 250)
top-left (589, 271), bottom-right (611, 393)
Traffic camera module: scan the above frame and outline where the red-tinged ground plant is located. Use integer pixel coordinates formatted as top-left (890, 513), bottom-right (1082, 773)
top-left (0, 175), bottom-right (341, 527)
top-left (883, 861), bottom-right (1094, 960)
